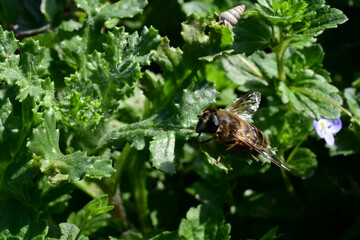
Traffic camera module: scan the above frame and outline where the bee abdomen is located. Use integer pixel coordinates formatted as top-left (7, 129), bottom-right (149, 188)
top-left (255, 129), bottom-right (269, 149)
top-left (219, 5), bottom-right (245, 29)
top-left (246, 124), bottom-right (268, 149)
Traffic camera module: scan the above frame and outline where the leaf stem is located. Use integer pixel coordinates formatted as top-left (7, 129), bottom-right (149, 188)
top-left (130, 151), bottom-right (149, 234)
top-left (281, 167), bottom-right (295, 195)
top-left (293, 87), bottom-right (354, 118)
top-left (236, 54), bottom-right (265, 80)
top-left (12, 101), bottom-right (39, 159)
top-left (278, 150), bottom-right (296, 195)
top-left (286, 132), bottom-right (309, 164)
top-left (75, 220), bottom-right (88, 240)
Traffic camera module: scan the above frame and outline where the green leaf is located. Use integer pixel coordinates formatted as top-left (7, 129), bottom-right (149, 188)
top-left (99, 0), bottom-right (148, 20)
top-left (60, 35), bottom-right (87, 68)
top-left (58, 19), bottom-right (83, 32)
top-left (0, 198), bottom-right (48, 239)
top-left (74, 0), bottom-right (92, 14)
top-left (260, 226), bottom-right (282, 240)
top-left (285, 44), bottom-right (324, 72)
top-left (28, 110), bottom-right (115, 182)
top-left (19, 39), bottom-right (49, 78)
top-left (86, 160), bottom-right (116, 179)
top-left (56, 90), bottom-right (103, 131)
top-left (351, 118), bottom-right (360, 143)
top-left (0, 27), bottom-right (20, 84)
top-left (111, 80), bottom-right (216, 173)
top-left (232, 15), bottom-right (272, 55)
top-left (288, 34), bottom-right (315, 49)
top-left (338, 87), bottom-right (360, 146)
top-left (172, 80), bottom-right (218, 127)
top-left (152, 14), bottom-right (232, 110)
top-left (279, 70), bottom-right (342, 119)
top-left (181, 14), bottom-right (233, 62)
top-left (151, 38), bottom-right (190, 110)
top-left (83, 195), bottom-right (114, 220)
top-left (40, 0), bottom-right (57, 23)
top-left (101, 25), bottom-right (161, 109)
top-left (221, 52), bottom-right (275, 91)
top-left (0, 97), bottom-right (42, 200)
top-left (275, 112), bottom-right (313, 149)
top-left (329, 127), bottom-right (360, 156)
top-left (113, 80), bottom-right (216, 140)
top-left (0, 98), bottom-right (21, 158)
top-left (181, 1), bottom-right (215, 17)
top-left (256, 0), bottom-right (308, 26)
top-left (62, 26), bottom-right (161, 119)
top-left (75, 0), bottom-right (148, 21)
top-left (149, 231), bottom-right (181, 240)
top-left (67, 195), bottom-right (113, 238)
top-left (303, 5), bottom-right (348, 37)
top-left (254, 0), bottom-right (347, 37)
top-left (0, 30), bottom-right (54, 107)
top-left (287, 147), bottom-right (317, 179)
top-left (344, 88), bottom-right (360, 119)
top-left (149, 131), bottom-right (176, 174)
top-left (178, 204), bottom-right (231, 240)
top-left (57, 223), bottom-right (89, 240)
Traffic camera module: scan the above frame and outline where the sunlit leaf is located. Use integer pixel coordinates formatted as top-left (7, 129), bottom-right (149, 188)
top-left (149, 131), bottom-right (176, 174)
top-left (221, 51), bottom-right (275, 91)
top-left (57, 223), bottom-right (88, 240)
top-left (28, 110), bottom-right (115, 182)
top-left (279, 70), bottom-right (342, 119)
top-left (178, 204), bottom-right (231, 240)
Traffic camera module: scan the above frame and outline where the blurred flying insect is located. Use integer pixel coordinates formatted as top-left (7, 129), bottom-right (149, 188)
top-left (218, 4), bottom-right (246, 29)
top-left (195, 92), bottom-right (291, 171)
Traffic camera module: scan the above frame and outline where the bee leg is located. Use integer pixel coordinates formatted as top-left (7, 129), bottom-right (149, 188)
top-left (186, 132), bottom-right (199, 143)
top-left (215, 143), bottom-right (237, 165)
top-left (215, 155), bottom-right (222, 165)
top-left (248, 151), bottom-right (264, 165)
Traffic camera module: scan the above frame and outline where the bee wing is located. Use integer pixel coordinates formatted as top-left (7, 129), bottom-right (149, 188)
top-left (225, 92), bottom-right (261, 122)
top-left (260, 148), bottom-right (291, 172)
top-left (232, 130), bottom-right (291, 171)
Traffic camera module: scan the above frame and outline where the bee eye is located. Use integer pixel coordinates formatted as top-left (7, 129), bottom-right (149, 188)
top-left (197, 115), bottom-right (202, 118)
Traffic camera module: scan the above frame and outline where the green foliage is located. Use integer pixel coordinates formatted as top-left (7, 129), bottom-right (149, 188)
top-left (178, 204), bottom-right (231, 240)
top-left (28, 110), bottom-right (115, 182)
top-left (0, 0), bottom-right (359, 239)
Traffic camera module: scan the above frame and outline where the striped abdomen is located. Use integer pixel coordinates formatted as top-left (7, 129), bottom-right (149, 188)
top-left (241, 120), bottom-right (269, 149)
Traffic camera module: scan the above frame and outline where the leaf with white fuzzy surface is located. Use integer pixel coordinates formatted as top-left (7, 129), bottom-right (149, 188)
top-left (28, 110), bottom-right (114, 182)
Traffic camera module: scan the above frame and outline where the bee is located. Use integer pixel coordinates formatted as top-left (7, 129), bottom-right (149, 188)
top-left (219, 5), bottom-right (246, 29)
top-left (195, 92), bottom-right (291, 171)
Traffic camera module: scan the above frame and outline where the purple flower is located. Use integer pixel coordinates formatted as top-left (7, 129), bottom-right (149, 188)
top-left (313, 118), bottom-right (342, 146)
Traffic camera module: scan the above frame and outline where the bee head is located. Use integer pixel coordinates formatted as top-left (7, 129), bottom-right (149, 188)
top-left (196, 109), bottom-right (219, 134)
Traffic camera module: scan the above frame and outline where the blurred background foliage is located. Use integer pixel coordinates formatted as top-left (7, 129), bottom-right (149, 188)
top-left (0, 0), bottom-right (360, 239)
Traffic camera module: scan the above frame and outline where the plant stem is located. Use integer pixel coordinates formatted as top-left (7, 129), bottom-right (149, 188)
top-left (131, 151), bottom-right (149, 234)
top-left (286, 132), bottom-right (309, 164)
top-left (275, 34), bottom-right (290, 82)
